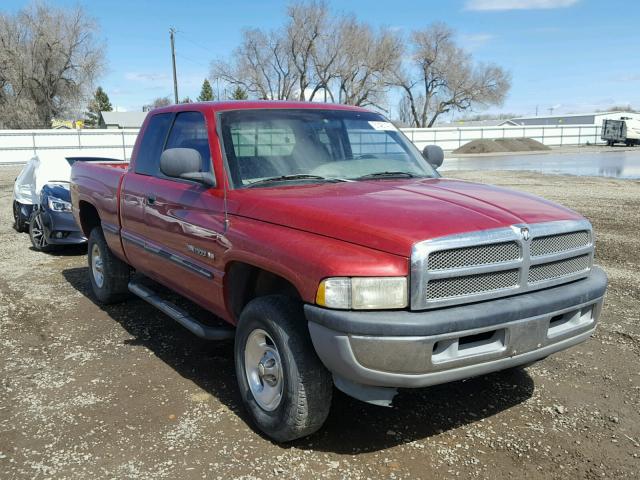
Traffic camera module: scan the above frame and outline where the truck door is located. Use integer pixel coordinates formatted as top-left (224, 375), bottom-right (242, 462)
top-left (141, 111), bottom-right (228, 317)
top-left (120, 112), bottom-right (173, 275)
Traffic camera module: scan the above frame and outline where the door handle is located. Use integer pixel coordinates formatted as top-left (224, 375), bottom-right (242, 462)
top-left (146, 194), bottom-right (156, 205)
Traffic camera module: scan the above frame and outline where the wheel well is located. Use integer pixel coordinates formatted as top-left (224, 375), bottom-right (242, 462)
top-left (225, 262), bottom-right (302, 320)
top-left (78, 201), bottom-right (101, 236)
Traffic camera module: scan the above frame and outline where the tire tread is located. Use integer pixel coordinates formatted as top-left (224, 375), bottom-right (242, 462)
top-left (88, 227), bottom-right (130, 304)
top-left (235, 295), bottom-right (332, 442)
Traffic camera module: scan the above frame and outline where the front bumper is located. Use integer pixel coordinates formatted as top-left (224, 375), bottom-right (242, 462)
top-left (42, 210), bottom-right (86, 245)
top-left (305, 266), bottom-right (607, 397)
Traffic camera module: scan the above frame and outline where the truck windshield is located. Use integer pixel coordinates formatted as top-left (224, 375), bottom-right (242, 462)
top-left (219, 109), bottom-right (437, 188)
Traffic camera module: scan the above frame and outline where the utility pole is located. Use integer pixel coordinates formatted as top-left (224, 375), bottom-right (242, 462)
top-left (170, 27), bottom-right (179, 104)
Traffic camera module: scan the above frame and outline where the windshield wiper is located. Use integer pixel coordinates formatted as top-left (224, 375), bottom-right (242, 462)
top-left (246, 174), bottom-right (347, 188)
top-left (356, 171), bottom-right (417, 180)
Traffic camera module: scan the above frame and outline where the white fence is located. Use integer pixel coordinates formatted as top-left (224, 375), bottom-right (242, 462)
top-left (0, 124), bottom-right (605, 165)
top-left (0, 129), bottom-right (139, 164)
top-left (403, 124), bottom-right (604, 152)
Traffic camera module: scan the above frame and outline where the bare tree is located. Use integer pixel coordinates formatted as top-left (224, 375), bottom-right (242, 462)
top-left (286, 0), bottom-right (328, 101)
top-left (209, 4), bottom-right (507, 119)
top-left (0, 3), bottom-right (104, 128)
top-left (597, 104), bottom-right (638, 113)
top-left (209, 2), bottom-right (401, 107)
top-left (143, 96), bottom-right (172, 111)
top-left (336, 19), bottom-right (402, 108)
top-left (392, 23), bottom-right (510, 127)
top-left (211, 28), bottom-right (297, 100)
top-left (307, 15), bottom-right (342, 102)
top-left (396, 94), bottom-right (415, 127)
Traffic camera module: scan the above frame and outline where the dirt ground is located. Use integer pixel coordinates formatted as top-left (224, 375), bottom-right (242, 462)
top-left (452, 138), bottom-right (550, 154)
top-left (0, 165), bottom-right (638, 479)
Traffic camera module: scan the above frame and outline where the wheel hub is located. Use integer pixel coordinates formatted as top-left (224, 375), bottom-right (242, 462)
top-left (31, 212), bottom-right (47, 248)
top-left (244, 329), bottom-right (283, 411)
top-left (258, 351), bottom-right (280, 387)
top-left (91, 243), bottom-right (104, 288)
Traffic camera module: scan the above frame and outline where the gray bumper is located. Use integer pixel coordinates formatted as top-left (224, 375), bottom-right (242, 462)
top-left (305, 267), bottom-right (607, 393)
top-left (43, 210), bottom-right (86, 245)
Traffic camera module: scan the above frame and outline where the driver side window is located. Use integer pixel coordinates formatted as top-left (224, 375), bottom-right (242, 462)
top-left (163, 111), bottom-right (212, 174)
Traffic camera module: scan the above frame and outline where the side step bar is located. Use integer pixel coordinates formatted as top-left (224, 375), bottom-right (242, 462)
top-left (128, 281), bottom-right (235, 340)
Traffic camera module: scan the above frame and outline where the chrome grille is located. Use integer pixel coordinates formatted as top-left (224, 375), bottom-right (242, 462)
top-left (411, 220), bottom-right (594, 310)
top-left (528, 254), bottom-right (590, 283)
top-left (531, 230), bottom-right (590, 257)
top-left (427, 242), bottom-right (520, 270)
top-left (426, 269), bottom-right (519, 300)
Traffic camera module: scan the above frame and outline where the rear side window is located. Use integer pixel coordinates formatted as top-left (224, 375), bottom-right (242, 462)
top-left (230, 123), bottom-right (295, 157)
top-left (344, 119), bottom-right (406, 157)
top-left (134, 113), bottom-right (172, 175)
top-left (164, 111), bottom-right (211, 172)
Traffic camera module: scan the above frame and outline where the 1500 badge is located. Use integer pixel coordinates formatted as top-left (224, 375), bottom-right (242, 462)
top-left (187, 244), bottom-right (214, 259)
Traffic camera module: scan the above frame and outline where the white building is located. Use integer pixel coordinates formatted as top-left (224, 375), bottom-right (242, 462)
top-left (99, 111), bottom-right (148, 129)
top-left (506, 111), bottom-right (640, 126)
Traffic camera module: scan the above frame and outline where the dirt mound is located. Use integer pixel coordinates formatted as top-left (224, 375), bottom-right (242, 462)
top-left (518, 137), bottom-right (552, 150)
top-left (453, 137), bottom-right (550, 154)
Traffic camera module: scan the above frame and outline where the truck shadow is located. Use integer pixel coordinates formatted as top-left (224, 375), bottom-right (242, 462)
top-left (29, 244), bottom-right (86, 256)
top-left (305, 368), bottom-right (534, 453)
top-left (62, 266), bottom-right (535, 454)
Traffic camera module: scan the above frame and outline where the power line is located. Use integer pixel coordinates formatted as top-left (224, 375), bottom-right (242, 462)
top-left (176, 52), bottom-right (209, 69)
top-left (176, 31), bottom-right (212, 53)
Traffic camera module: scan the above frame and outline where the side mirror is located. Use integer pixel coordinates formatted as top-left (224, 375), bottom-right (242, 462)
top-left (160, 148), bottom-right (216, 187)
top-left (422, 145), bottom-right (444, 169)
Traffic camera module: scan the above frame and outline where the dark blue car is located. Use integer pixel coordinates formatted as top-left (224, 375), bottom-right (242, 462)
top-left (29, 182), bottom-right (87, 252)
top-left (13, 156), bottom-right (122, 252)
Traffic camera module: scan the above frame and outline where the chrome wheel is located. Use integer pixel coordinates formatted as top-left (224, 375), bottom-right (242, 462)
top-left (31, 212), bottom-right (48, 249)
top-left (91, 243), bottom-right (105, 288)
top-left (244, 329), bottom-right (283, 411)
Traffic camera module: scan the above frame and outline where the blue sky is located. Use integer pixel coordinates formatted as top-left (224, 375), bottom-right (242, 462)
top-left (4, 0), bottom-right (640, 117)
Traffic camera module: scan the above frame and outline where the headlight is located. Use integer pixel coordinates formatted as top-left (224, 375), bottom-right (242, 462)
top-left (47, 196), bottom-right (72, 212)
top-left (316, 277), bottom-right (408, 310)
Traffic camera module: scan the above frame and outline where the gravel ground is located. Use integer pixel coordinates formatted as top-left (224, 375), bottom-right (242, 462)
top-left (0, 165), bottom-right (638, 479)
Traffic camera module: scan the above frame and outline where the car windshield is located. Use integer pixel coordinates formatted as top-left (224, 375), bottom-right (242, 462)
top-left (219, 109), bottom-right (437, 188)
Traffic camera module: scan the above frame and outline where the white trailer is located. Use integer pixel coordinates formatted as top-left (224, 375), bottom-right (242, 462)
top-left (601, 117), bottom-right (640, 146)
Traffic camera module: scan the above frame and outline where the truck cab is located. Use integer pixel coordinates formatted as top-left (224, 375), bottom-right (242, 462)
top-left (71, 101), bottom-right (608, 442)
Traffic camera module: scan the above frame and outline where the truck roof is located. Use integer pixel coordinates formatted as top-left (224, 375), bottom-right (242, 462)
top-left (149, 100), bottom-right (372, 115)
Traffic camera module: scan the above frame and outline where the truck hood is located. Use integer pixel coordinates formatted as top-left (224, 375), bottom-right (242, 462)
top-left (229, 178), bottom-right (583, 257)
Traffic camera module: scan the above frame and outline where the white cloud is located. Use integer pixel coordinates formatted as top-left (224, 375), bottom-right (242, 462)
top-left (459, 33), bottom-right (495, 50)
top-left (124, 72), bottom-right (170, 83)
top-left (465, 0), bottom-right (579, 11)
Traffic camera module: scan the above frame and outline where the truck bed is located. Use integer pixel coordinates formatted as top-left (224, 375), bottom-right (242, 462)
top-left (70, 161), bottom-right (129, 255)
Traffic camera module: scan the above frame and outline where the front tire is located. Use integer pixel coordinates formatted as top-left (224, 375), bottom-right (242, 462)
top-left (29, 210), bottom-right (54, 252)
top-left (235, 295), bottom-right (332, 442)
top-left (87, 227), bottom-right (130, 304)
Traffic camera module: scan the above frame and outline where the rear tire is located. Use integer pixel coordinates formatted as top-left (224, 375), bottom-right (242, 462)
top-left (87, 226), bottom-right (130, 304)
top-left (13, 201), bottom-right (28, 233)
top-left (234, 295), bottom-right (332, 442)
top-left (29, 210), bottom-right (54, 252)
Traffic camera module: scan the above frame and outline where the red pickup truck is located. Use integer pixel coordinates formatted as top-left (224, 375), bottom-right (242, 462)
top-left (71, 101), bottom-right (607, 441)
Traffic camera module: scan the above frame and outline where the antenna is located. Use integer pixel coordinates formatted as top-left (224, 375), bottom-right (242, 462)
top-left (223, 167), bottom-right (230, 233)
